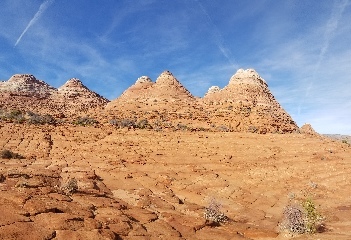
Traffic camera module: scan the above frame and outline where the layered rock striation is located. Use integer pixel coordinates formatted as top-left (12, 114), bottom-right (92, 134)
top-left (1, 69), bottom-right (299, 133)
top-left (202, 69), bottom-right (298, 133)
top-left (0, 74), bottom-right (108, 116)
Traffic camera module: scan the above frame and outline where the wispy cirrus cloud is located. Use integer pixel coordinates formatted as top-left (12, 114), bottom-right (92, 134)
top-left (315, 0), bottom-right (350, 74)
top-left (14, 0), bottom-right (54, 47)
top-left (193, 0), bottom-right (237, 68)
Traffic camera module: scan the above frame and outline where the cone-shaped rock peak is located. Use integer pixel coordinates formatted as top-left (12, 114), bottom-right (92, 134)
top-left (229, 69), bottom-right (267, 87)
top-left (0, 74), bottom-right (56, 97)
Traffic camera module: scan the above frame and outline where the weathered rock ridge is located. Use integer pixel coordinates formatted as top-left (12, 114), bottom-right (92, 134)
top-left (106, 69), bottom-right (298, 133)
top-left (1, 70), bottom-right (298, 133)
top-left (201, 69), bottom-right (298, 133)
top-left (0, 74), bottom-right (108, 116)
top-left (108, 70), bottom-right (194, 104)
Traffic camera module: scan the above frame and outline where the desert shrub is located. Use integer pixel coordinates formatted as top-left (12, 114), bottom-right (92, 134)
top-left (61, 178), bottom-right (78, 195)
top-left (217, 125), bottom-right (230, 132)
top-left (248, 125), bottom-right (258, 133)
top-left (0, 149), bottom-right (24, 159)
top-left (27, 112), bottom-right (56, 125)
top-left (136, 119), bottom-right (152, 129)
top-left (177, 123), bottom-right (188, 131)
top-left (3, 110), bottom-right (25, 123)
top-left (281, 198), bottom-right (323, 234)
top-left (204, 199), bottom-right (229, 224)
top-left (110, 118), bottom-right (136, 129)
top-left (303, 198), bottom-right (323, 233)
top-left (281, 204), bottom-right (306, 234)
top-left (73, 116), bottom-right (98, 126)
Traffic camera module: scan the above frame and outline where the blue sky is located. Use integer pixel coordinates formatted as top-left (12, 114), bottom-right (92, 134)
top-left (0, 0), bottom-right (350, 134)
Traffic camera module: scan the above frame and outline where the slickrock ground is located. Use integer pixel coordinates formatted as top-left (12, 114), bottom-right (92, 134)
top-left (1, 69), bottom-right (350, 239)
top-left (1, 123), bottom-right (350, 239)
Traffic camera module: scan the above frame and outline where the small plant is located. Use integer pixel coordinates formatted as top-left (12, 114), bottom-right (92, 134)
top-left (204, 199), bottom-right (229, 224)
top-left (136, 119), bottom-right (152, 129)
top-left (73, 116), bottom-right (98, 126)
top-left (61, 178), bottom-right (78, 195)
top-left (0, 149), bottom-right (24, 159)
top-left (217, 125), bottom-right (230, 132)
top-left (177, 123), bottom-right (188, 131)
top-left (280, 198), bottom-right (324, 235)
top-left (281, 204), bottom-right (306, 234)
top-left (248, 125), bottom-right (258, 133)
top-left (303, 198), bottom-right (323, 233)
top-left (2, 110), bottom-right (26, 123)
top-left (27, 112), bottom-right (56, 125)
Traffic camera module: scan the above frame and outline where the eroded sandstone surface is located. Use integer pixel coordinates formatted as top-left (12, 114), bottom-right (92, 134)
top-left (0, 69), bottom-right (349, 239)
top-left (0, 123), bottom-right (350, 239)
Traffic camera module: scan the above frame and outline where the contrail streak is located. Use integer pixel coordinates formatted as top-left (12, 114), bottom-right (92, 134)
top-left (298, 0), bottom-right (349, 117)
top-left (14, 0), bottom-right (55, 47)
top-left (193, 0), bottom-right (236, 67)
top-left (314, 0), bottom-right (349, 75)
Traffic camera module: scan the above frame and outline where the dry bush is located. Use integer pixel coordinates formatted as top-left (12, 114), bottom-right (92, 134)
top-left (61, 178), bottom-right (78, 195)
top-left (0, 149), bottom-right (24, 159)
top-left (204, 199), bottom-right (229, 224)
top-left (280, 198), bottom-right (324, 235)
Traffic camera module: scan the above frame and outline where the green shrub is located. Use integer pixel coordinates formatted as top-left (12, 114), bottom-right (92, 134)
top-left (303, 198), bottom-right (323, 233)
top-left (281, 198), bottom-right (323, 234)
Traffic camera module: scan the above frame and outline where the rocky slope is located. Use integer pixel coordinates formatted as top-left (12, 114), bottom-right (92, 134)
top-left (1, 69), bottom-right (298, 133)
top-left (0, 74), bottom-right (109, 117)
top-left (202, 69), bottom-right (298, 133)
top-left (106, 69), bottom-right (298, 133)
top-left (111, 71), bottom-right (194, 104)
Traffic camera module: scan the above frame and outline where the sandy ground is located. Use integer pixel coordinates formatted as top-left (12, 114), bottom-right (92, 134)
top-left (0, 123), bottom-right (350, 239)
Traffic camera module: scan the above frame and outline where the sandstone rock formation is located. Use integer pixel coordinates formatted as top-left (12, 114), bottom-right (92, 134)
top-left (1, 123), bottom-right (350, 239)
top-left (0, 74), bottom-right (56, 97)
top-left (152, 70), bottom-right (194, 101)
top-left (204, 86), bottom-right (220, 96)
top-left (105, 71), bottom-right (199, 129)
top-left (0, 74), bottom-right (108, 116)
top-left (2, 69), bottom-right (298, 133)
top-left (202, 69), bottom-right (298, 133)
top-left (300, 123), bottom-right (319, 135)
top-left (108, 71), bottom-right (194, 104)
